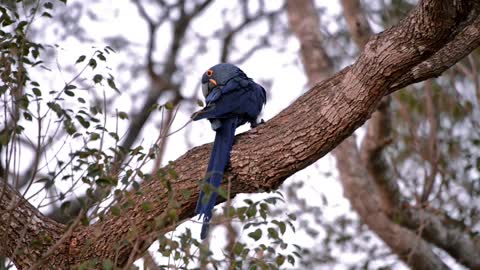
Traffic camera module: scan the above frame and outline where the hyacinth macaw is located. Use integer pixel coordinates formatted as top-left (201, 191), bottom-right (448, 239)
top-left (191, 63), bottom-right (266, 239)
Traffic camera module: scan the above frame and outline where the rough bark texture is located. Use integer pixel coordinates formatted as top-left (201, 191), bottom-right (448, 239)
top-left (288, 0), bottom-right (468, 269)
top-left (2, 0), bottom-right (479, 268)
top-left (0, 183), bottom-right (65, 269)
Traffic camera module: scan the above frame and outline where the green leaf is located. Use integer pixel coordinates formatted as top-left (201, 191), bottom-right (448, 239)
top-left (88, 58), bottom-right (97, 69)
top-left (1, 14), bottom-right (13, 27)
top-left (260, 208), bottom-right (267, 220)
top-left (41, 12), bottom-right (52, 18)
top-left (244, 199), bottom-right (253, 205)
top-left (97, 53), bottom-right (106, 61)
top-left (90, 132), bottom-right (100, 141)
top-left (96, 178), bottom-right (113, 186)
top-left (32, 87), bottom-right (41, 96)
top-left (75, 115), bottom-right (90, 128)
top-left (18, 95), bottom-right (29, 109)
top-left (93, 74), bottom-right (103, 84)
top-left (109, 132), bottom-right (119, 141)
top-left (0, 131), bottom-right (10, 145)
top-left (48, 102), bottom-right (63, 117)
top-left (248, 229), bottom-right (262, 241)
top-left (287, 213), bottom-right (296, 221)
top-left (233, 242), bottom-right (244, 255)
top-left (65, 84), bottom-right (77, 90)
top-left (246, 206), bottom-right (257, 218)
top-left (23, 112), bottom-right (32, 121)
top-left (272, 220), bottom-right (286, 235)
top-left (64, 89), bottom-right (74, 97)
top-left (132, 181), bottom-right (140, 191)
top-left (63, 119), bottom-right (76, 135)
top-left (14, 125), bottom-right (25, 135)
top-left (164, 102), bottom-right (174, 110)
top-left (118, 111), bottom-right (128, 119)
top-left (287, 255), bottom-right (295, 265)
top-left (75, 55), bottom-right (86, 64)
top-left (275, 255), bottom-right (285, 266)
top-left (287, 220), bottom-right (295, 233)
top-left (107, 78), bottom-right (119, 93)
top-left (16, 21), bottom-right (28, 31)
top-left (104, 46), bottom-right (116, 53)
top-left (44, 2), bottom-right (53, 9)
top-left (267, 227), bottom-right (279, 239)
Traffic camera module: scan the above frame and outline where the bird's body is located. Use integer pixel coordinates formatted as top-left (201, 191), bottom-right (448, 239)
top-left (192, 63), bottom-right (266, 239)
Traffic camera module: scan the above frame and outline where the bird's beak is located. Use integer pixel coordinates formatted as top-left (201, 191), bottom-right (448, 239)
top-left (202, 82), bottom-right (209, 97)
top-left (201, 79), bottom-right (218, 98)
top-left (209, 79), bottom-right (217, 87)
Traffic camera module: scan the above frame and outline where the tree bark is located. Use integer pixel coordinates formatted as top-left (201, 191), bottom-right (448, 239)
top-left (287, 0), bottom-right (473, 269)
top-left (1, 0), bottom-right (479, 268)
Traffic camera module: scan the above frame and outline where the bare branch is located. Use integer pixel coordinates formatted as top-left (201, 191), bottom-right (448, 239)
top-left (388, 12), bottom-right (480, 94)
top-left (420, 80), bottom-right (439, 203)
top-left (287, 0), bottom-right (332, 84)
top-left (119, 0), bottom-right (213, 160)
top-left (220, 3), bottom-right (284, 63)
top-left (334, 139), bottom-right (450, 269)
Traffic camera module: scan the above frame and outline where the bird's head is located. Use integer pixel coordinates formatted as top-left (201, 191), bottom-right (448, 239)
top-left (201, 63), bottom-right (245, 97)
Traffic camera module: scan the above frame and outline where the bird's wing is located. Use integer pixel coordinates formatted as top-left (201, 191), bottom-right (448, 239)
top-left (192, 78), bottom-right (251, 120)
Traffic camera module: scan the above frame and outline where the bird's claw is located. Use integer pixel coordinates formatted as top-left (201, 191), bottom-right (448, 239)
top-left (250, 118), bottom-right (265, 128)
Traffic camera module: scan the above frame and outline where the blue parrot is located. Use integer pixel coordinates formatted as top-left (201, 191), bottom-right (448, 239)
top-left (192, 63), bottom-right (266, 239)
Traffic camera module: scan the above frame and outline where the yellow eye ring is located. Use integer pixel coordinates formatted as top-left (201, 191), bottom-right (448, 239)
top-left (206, 69), bottom-right (213, 77)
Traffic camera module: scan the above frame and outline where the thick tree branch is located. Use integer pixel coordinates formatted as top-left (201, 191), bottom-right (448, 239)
top-left (388, 12), bottom-right (480, 94)
top-left (333, 140), bottom-right (451, 269)
top-left (290, 0), bottom-right (454, 268)
top-left (3, 0), bottom-right (479, 268)
top-left (0, 182), bottom-right (65, 270)
top-left (344, 1), bottom-right (480, 268)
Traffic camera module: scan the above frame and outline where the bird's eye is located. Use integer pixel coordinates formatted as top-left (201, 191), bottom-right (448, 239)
top-left (206, 69), bottom-right (213, 77)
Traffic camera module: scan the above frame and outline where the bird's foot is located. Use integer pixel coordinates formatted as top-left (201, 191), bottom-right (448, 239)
top-left (250, 119), bottom-right (265, 128)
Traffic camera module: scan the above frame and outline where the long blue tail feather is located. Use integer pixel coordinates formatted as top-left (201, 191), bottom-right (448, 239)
top-left (193, 63), bottom-right (267, 240)
top-left (195, 117), bottom-right (238, 239)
